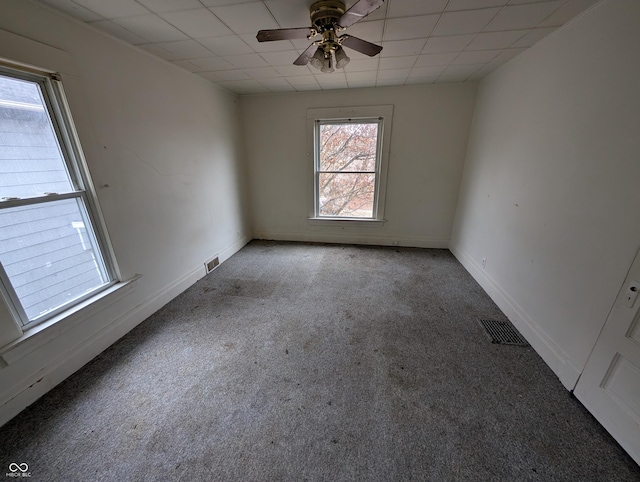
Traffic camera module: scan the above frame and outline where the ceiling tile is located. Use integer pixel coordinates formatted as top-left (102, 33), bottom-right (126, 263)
top-left (88, 20), bottom-right (148, 44)
top-left (452, 50), bottom-right (500, 64)
top-left (200, 0), bottom-right (262, 6)
top-left (259, 50), bottom-right (301, 66)
top-left (294, 83), bottom-right (322, 91)
top-left (136, 0), bottom-right (202, 14)
top-left (507, 0), bottom-right (553, 4)
top-left (465, 30), bottom-right (528, 50)
top-left (141, 39), bottom-right (214, 60)
top-left (357, 1), bottom-right (388, 22)
top-left (264, 0), bottom-right (310, 28)
top-left (346, 71), bottom-right (377, 82)
top-left (409, 65), bottom-right (446, 78)
top-left (432, 8), bottom-right (501, 36)
top-left (378, 56), bottom-right (418, 70)
top-left (489, 47), bottom-right (526, 65)
top-left (379, 39), bottom-right (427, 57)
top-left (437, 63), bottom-right (483, 82)
top-left (511, 27), bottom-right (557, 48)
top-left (114, 14), bottom-right (188, 42)
top-left (348, 80), bottom-right (377, 88)
top-left (315, 73), bottom-right (347, 86)
top-left (212, 69), bottom-right (251, 81)
top-left (484, 1), bottom-right (564, 31)
top-left (441, 63), bottom-right (484, 76)
top-left (73, 0), bottom-right (149, 18)
top-left (243, 66), bottom-right (281, 79)
top-left (198, 35), bottom-right (253, 55)
top-left (161, 9), bottom-right (232, 38)
top-left (275, 65), bottom-right (314, 77)
top-left (422, 34), bottom-right (474, 53)
top-left (383, 15), bottom-right (439, 41)
top-left (38, 0), bottom-right (103, 21)
top-left (210, 3), bottom-right (279, 35)
top-left (187, 56), bottom-right (235, 71)
top-left (415, 52), bottom-right (457, 66)
top-left (259, 79), bottom-right (296, 93)
top-left (405, 76), bottom-right (437, 84)
top-left (343, 58), bottom-right (379, 72)
top-left (387, 0), bottom-right (448, 18)
top-left (468, 63), bottom-right (501, 80)
top-left (377, 68), bottom-right (411, 81)
top-left (345, 20), bottom-right (384, 43)
top-left (223, 53), bottom-right (269, 69)
top-left (285, 75), bottom-right (319, 86)
top-left (539, 0), bottom-right (600, 27)
top-left (377, 78), bottom-right (403, 87)
top-left (447, 0), bottom-right (508, 10)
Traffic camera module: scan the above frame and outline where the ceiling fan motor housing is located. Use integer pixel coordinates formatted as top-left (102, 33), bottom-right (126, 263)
top-left (310, 0), bottom-right (346, 32)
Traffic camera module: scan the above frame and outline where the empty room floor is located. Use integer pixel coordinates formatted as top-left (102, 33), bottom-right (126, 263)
top-left (1, 241), bottom-right (639, 481)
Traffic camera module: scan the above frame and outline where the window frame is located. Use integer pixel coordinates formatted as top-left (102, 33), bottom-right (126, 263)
top-left (0, 64), bottom-right (117, 329)
top-left (307, 105), bottom-right (393, 223)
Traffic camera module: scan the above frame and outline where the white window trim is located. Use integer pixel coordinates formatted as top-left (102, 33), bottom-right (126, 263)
top-left (0, 62), bottom-right (121, 332)
top-left (307, 105), bottom-right (393, 223)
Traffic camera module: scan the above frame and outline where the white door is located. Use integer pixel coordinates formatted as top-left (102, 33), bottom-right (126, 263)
top-left (575, 247), bottom-right (640, 465)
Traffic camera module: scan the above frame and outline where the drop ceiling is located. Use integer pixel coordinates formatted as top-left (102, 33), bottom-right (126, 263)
top-left (35, 0), bottom-right (600, 95)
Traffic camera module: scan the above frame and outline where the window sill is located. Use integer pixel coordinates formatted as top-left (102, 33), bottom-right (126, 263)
top-left (0, 274), bottom-right (142, 365)
top-left (307, 217), bottom-right (386, 227)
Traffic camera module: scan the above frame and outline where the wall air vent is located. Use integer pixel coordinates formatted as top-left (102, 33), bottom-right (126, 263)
top-left (205, 256), bottom-right (220, 274)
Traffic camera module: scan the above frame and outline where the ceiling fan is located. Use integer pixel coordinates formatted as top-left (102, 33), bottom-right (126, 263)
top-left (257, 0), bottom-right (385, 73)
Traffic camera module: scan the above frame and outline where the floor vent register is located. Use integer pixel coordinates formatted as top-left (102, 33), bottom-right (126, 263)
top-left (478, 319), bottom-right (529, 346)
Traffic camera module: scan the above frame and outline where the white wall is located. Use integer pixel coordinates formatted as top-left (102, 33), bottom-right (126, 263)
top-left (241, 84), bottom-right (477, 248)
top-left (0, 0), bottom-right (250, 424)
top-left (451, 0), bottom-right (640, 389)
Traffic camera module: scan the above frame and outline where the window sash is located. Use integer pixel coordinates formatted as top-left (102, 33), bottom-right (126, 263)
top-left (314, 118), bottom-right (384, 219)
top-left (0, 65), bottom-right (115, 328)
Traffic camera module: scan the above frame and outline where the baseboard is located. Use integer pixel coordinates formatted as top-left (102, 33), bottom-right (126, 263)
top-left (254, 230), bottom-right (450, 249)
top-left (449, 243), bottom-right (582, 390)
top-left (0, 234), bottom-right (251, 427)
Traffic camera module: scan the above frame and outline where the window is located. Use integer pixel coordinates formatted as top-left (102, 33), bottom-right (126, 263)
top-left (310, 106), bottom-right (392, 221)
top-left (0, 65), bottom-right (114, 328)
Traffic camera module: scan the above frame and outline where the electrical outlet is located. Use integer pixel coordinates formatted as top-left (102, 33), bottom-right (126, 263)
top-left (481, 258), bottom-right (487, 269)
top-left (622, 280), bottom-right (639, 308)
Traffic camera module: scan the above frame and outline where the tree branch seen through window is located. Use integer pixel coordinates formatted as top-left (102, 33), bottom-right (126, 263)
top-left (316, 122), bottom-right (380, 218)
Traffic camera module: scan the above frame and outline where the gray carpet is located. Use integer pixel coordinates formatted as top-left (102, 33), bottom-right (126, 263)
top-left (1, 240), bottom-right (639, 481)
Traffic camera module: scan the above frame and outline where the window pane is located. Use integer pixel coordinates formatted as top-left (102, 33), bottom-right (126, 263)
top-left (319, 173), bottom-right (375, 218)
top-left (319, 123), bottom-right (378, 172)
top-left (0, 197), bottom-right (109, 322)
top-left (0, 74), bottom-right (73, 199)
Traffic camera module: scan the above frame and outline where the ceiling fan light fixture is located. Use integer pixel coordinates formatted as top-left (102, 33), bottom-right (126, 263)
top-left (309, 47), bottom-right (325, 70)
top-left (256, 0), bottom-right (384, 71)
top-left (335, 46), bottom-right (350, 69)
top-left (321, 52), bottom-right (334, 73)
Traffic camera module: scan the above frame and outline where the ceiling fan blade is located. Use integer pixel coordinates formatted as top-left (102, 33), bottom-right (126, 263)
top-left (337, 0), bottom-right (385, 28)
top-left (293, 43), bottom-right (317, 66)
top-left (257, 27), bottom-right (313, 42)
top-left (341, 35), bottom-right (383, 57)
